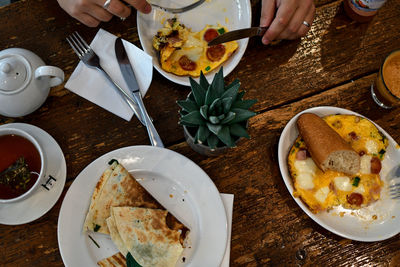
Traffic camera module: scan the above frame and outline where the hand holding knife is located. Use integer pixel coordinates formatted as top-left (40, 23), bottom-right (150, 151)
top-left (207, 27), bottom-right (268, 46)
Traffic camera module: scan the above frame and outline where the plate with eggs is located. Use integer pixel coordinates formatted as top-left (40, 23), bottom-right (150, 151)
top-left (278, 106), bottom-right (400, 242)
top-left (137, 0), bottom-right (251, 86)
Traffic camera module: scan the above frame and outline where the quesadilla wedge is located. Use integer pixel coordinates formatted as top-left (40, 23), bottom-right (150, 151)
top-left (84, 160), bottom-right (188, 236)
top-left (111, 207), bottom-right (184, 267)
top-left (97, 252), bottom-right (126, 267)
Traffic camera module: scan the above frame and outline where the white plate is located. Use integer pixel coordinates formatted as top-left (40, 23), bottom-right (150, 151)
top-left (0, 123), bottom-right (67, 225)
top-left (58, 146), bottom-right (227, 266)
top-left (278, 106), bottom-right (400, 242)
top-left (137, 0), bottom-right (251, 86)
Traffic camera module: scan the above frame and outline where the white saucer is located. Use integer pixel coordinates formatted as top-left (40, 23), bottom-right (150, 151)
top-left (0, 123), bottom-right (67, 225)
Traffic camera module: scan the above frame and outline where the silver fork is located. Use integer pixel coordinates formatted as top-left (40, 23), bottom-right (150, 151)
top-left (388, 165), bottom-right (400, 200)
top-left (150, 0), bottom-right (205, 13)
top-left (66, 32), bottom-right (145, 125)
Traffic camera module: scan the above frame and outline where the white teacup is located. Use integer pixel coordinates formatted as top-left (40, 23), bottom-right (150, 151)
top-left (0, 128), bottom-right (45, 203)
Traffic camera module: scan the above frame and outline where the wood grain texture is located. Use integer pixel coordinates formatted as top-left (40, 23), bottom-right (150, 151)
top-left (0, 0), bottom-right (400, 266)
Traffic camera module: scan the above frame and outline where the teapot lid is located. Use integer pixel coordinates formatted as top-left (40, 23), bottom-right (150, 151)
top-left (0, 54), bottom-right (31, 94)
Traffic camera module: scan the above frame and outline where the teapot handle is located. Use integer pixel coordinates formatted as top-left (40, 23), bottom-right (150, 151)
top-left (34, 66), bottom-right (65, 87)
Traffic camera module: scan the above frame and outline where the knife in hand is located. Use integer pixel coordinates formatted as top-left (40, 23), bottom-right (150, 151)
top-left (208, 27), bottom-right (268, 46)
top-left (114, 37), bottom-right (164, 148)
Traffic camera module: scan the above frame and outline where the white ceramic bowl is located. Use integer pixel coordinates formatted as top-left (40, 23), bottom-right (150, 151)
top-left (0, 127), bottom-right (45, 203)
top-left (278, 106), bottom-right (400, 241)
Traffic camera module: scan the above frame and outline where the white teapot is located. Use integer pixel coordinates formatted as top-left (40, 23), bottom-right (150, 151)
top-left (0, 48), bottom-right (64, 117)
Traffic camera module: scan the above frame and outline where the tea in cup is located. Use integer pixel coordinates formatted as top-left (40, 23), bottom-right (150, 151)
top-left (371, 49), bottom-right (400, 109)
top-left (0, 128), bottom-right (45, 203)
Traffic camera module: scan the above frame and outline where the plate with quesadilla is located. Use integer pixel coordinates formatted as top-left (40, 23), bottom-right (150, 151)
top-left (58, 146), bottom-right (228, 267)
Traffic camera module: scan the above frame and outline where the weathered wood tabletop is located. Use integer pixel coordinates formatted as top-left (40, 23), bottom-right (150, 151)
top-left (1, 0), bottom-right (400, 266)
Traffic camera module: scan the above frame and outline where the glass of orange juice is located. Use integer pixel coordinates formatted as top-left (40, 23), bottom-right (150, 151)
top-left (371, 49), bottom-right (400, 109)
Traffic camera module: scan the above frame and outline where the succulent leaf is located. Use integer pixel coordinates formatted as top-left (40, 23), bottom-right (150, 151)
top-left (207, 122), bottom-right (222, 135)
top-left (221, 81), bottom-right (240, 102)
top-left (237, 91), bottom-right (245, 100)
top-left (225, 78), bottom-right (240, 91)
top-left (231, 99), bottom-right (257, 110)
top-left (209, 98), bottom-right (221, 114)
top-left (179, 120), bottom-right (199, 127)
top-left (220, 111), bottom-right (235, 124)
top-left (181, 110), bottom-right (206, 125)
top-left (197, 125), bottom-right (210, 143)
top-left (200, 105), bottom-right (208, 120)
top-left (207, 134), bottom-right (219, 149)
top-left (217, 114), bottom-right (225, 120)
top-left (217, 126), bottom-right (236, 147)
top-left (211, 67), bottom-right (225, 97)
top-left (205, 84), bottom-right (219, 106)
top-left (199, 71), bottom-right (209, 89)
top-left (177, 99), bottom-right (198, 112)
top-left (222, 97), bottom-right (233, 114)
top-left (209, 116), bottom-right (220, 124)
top-left (189, 77), bottom-right (206, 106)
top-left (230, 123), bottom-right (250, 138)
top-left (228, 108), bottom-right (256, 124)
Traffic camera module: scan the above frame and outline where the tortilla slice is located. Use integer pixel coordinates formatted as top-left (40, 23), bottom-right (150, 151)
top-left (97, 252), bottom-right (126, 267)
top-left (106, 216), bottom-right (128, 257)
top-left (112, 206), bottom-right (184, 267)
top-left (83, 160), bottom-right (162, 234)
top-left (83, 160), bottom-right (188, 238)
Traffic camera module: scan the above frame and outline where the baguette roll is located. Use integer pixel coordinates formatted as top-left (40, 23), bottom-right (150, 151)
top-left (296, 113), bottom-right (360, 175)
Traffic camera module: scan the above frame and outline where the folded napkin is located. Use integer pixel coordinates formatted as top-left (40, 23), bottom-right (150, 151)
top-left (65, 29), bottom-right (153, 121)
top-left (220, 193), bottom-right (234, 267)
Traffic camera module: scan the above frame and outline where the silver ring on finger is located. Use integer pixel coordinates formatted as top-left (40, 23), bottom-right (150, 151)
top-left (103, 0), bottom-right (111, 9)
top-left (302, 21), bottom-right (311, 28)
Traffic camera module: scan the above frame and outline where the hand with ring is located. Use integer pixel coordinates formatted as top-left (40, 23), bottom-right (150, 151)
top-left (260, 0), bottom-right (315, 45)
top-left (57, 0), bottom-right (152, 27)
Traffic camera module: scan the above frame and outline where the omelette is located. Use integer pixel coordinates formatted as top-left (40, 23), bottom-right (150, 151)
top-left (152, 18), bottom-right (238, 77)
top-left (288, 115), bottom-right (388, 213)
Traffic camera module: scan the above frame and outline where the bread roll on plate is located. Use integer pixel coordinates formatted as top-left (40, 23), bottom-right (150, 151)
top-left (296, 113), bottom-right (360, 175)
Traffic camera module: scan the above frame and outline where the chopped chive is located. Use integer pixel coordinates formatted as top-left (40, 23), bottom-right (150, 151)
top-left (217, 28), bottom-right (225, 34)
top-left (94, 224), bottom-right (101, 232)
top-left (205, 66), bottom-right (211, 71)
top-left (108, 159), bottom-right (118, 165)
top-left (88, 235), bottom-right (100, 248)
top-left (352, 176), bottom-right (360, 187)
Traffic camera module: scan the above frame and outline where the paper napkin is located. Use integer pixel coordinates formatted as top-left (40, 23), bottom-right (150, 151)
top-left (65, 29), bottom-right (153, 121)
top-left (220, 193), bottom-right (234, 267)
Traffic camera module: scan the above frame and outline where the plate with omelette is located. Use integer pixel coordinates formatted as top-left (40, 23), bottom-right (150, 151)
top-left (278, 106), bottom-right (400, 242)
top-left (137, 0), bottom-right (251, 86)
top-left (58, 146), bottom-right (228, 266)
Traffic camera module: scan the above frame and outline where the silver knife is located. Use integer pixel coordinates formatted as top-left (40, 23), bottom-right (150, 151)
top-left (208, 27), bottom-right (268, 46)
top-left (114, 37), bottom-right (164, 148)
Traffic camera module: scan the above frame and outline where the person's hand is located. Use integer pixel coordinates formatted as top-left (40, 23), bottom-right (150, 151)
top-left (57, 0), bottom-right (152, 27)
top-left (260, 0), bottom-right (315, 45)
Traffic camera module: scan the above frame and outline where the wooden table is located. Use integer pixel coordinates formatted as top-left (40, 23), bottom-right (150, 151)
top-left (1, 0), bottom-right (400, 266)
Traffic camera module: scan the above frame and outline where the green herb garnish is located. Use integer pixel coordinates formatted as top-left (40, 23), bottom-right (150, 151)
top-left (127, 252), bottom-right (142, 267)
top-left (108, 159), bottom-right (119, 165)
top-left (205, 66), bottom-right (211, 71)
top-left (88, 235), bottom-right (100, 248)
top-left (217, 28), bottom-right (225, 34)
top-left (378, 149), bottom-right (386, 159)
top-left (295, 142), bottom-right (300, 148)
top-left (352, 176), bottom-right (360, 187)
top-left (93, 224), bottom-right (101, 232)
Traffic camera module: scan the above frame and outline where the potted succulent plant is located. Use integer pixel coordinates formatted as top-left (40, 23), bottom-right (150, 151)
top-left (177, 68), bottom-right (257, 156)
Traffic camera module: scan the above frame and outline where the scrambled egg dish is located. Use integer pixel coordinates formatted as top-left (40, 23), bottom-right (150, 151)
top-left (288, 115), bottom-right (388, 213)
top-left (152, 18), bottom-right (238, 77)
